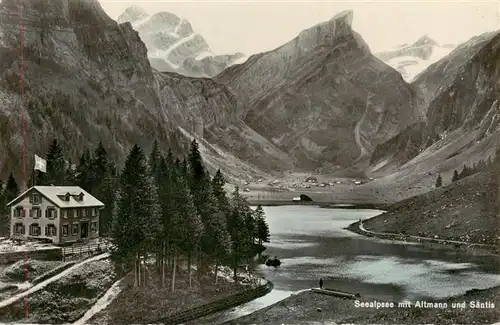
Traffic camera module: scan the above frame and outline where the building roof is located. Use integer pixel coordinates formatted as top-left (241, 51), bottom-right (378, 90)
top-left (7, 186), bottom-right (105, 208)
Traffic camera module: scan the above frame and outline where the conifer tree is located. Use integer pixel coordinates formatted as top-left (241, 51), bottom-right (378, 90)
top-left (148, 140), bottom-right (161, 182)
top-left (90, 143), bottom-right (116, 235)
top-left (64, 158), bottom-right (77, 185)
top-left (254, 204), bottom-right (270, 258)
top-left (111, 144), bottom-right (162, 287)
top-left (435, 174), bottom-right (442, 188)
top-left (45, 139), bottom-right (66, 185)
top-left (227, 187), bottom-right (253, 282)
top-left (76, 149), bottom-right (93, 192)
top-left (0, 180), bottom-right (7, 236)
top-left (5, 173), bottom-right (19, 203)
top-left (92, 141), bottom-right (109, 185)
top-left (451, 170), bottom-right (459, 183)
top-left (212, 169), bottom-right (231, 219)
top-left (172, 167), bottom-right (204, 288)
top-left (156, 156), bottom-right (173, 287)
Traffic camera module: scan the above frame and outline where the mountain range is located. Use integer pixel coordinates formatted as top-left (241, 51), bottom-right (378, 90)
top-left (0, 0), bottom-right (499, 204)
top-left (116, 5), bottom-right (247, 78)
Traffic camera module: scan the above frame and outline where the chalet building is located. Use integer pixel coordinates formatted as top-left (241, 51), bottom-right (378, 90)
top-left (7, 186), bottom-right (104, 244)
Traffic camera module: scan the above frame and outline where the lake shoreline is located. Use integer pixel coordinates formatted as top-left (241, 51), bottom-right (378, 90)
top-left (247, 200), bottom-right (391, 210)
top-left (222, 285), bottom-right (500, 324)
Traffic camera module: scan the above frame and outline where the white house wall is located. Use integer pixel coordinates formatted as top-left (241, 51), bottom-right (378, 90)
top-left (10, 192), bottom-right (61, 244)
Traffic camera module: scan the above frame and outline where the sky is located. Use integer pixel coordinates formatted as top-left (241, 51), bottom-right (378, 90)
top-left (98, 1), bottom-right (500, 55)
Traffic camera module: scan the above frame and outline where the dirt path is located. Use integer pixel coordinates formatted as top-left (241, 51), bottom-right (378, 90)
top-left (0, 253), bottom-right (109, 309)
top-left (358, 220), bottom-right (496, 248)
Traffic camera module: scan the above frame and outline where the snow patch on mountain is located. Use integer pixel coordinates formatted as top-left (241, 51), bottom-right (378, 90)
top-left (117, 6), bottom-right (246, 78)
top-left (375, 36), bottom-right (456, 82)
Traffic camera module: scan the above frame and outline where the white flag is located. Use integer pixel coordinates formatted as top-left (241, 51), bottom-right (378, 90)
top-left (34, 154), bottom-right (47, 173)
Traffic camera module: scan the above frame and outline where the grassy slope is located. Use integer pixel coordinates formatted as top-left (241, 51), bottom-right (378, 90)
top-left (0, 259), bottom-right (118, 324)
top-left (87, 263), bottom-right (252, 325)
top-left (361, 171), bottom-right (499, 245)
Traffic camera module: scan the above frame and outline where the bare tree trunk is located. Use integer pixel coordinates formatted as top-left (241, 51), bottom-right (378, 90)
top-left (196, 249), bottom-right (201, 283)
top-left (161, 241), bottom-right (166, 287)
top-left (137, 251), bottom-right (141, 287)
top-left (171, 251), bottom-right (177, 293)
top-left (134, 252), bottom-right (138, 287)
top-left (187, 251), bottom-right (192, 288)
top-left (215, 258), bottom-right (219, 284)
top-left (143, 252), bottom-right (147, 287)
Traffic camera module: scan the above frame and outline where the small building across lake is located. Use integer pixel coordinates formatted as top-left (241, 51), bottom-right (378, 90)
top-left (7, 186), bottom-right (104, 245)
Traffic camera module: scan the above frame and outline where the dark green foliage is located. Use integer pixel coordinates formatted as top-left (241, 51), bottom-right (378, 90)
top-left (43, 139), bottom-right (66, 186)
top-left (254, 204), bottom-right (270, 249)
top-left (2, 136), bottom-right (269, 288)
top-left (5, 173), bottom-right (19, 202)
top-left (435, 174), bottom-right (443, 188)
top-left (0, 179), bottom-right (7, 235)
top-left (212, 169), bottom-right (231, 219)
top-left (76, 149), bottom-right (93, 191)
top-left (227, 187), bottom-right (256, 279)
top-left (300, 194), bottom-right (313, 201)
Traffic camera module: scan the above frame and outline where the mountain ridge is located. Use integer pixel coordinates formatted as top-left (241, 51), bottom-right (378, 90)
top-left (0, 0), bottom-right (498, 208)
top-left (116, 5), bottom-right (246, 78)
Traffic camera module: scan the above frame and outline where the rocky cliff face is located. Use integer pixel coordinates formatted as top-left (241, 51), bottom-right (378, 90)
top-left (369, 31), bottom-right (500, 175)
top-left (216, 10), bottom-right (417, 171)
top-left (0, 0), bottom-right (269, 182)
top-left (375, 35), bottom-right (455, 83)
top-left (117, 5), bottom-right (246, 78)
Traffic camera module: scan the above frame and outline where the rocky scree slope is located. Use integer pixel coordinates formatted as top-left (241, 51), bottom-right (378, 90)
top-left (0, 0), bottom-right (269, 182)
top-left (117, 5), bottom-right (246, 78)
top-left (216, 10), bottom-right (418, 172)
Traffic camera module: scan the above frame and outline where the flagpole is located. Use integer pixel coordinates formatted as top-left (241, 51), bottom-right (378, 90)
top-left (33, 155), bottom-right (35, 188)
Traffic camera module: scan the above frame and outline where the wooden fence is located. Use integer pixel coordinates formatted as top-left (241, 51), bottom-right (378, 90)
top-left (152, 280), bottom-right (274, 325)
top-left (62, 241), bottom-right (112, 261)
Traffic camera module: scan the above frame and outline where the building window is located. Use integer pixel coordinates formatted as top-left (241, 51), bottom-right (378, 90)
top-left (30, 207), bottom-right (41, 219)
top-left (72, 224), bottom-right (79, 236)
top-left (45, 224), bottom-right (57, 236)
top-left (61, 209), bottom-right (66, 218)
top-left (30, 193), bottom-right (42, 204)
top-left (62, 225), bottom-right (69, 237)
top-left (46, 208), bottom-right (57, 219)
top-left (15, 206), bottom-right (24, 218)
top-left (29, 223), bottom-right (41, 236)
top-left (76, 209), bottom-right (82, 218)
top-left (14, 223), bottom-right (25, 235)
top-left (93, 208), bottom-right (98, 216)
top-left (91, 222), bottom-right (97, 232)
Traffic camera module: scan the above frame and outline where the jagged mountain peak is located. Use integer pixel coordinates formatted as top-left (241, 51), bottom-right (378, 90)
top-left (215, 9), bottom-right (415, 172)
top-left (330, 9), bottom-right (354, 28)
top-left (293, 9), bottom-right (368, 54)
top-left (116, 7), bottom-right (246, 78)
top-left (147, 11), bottom-right (182, 27)
top-left (116, 5), bottom-right (149, 24)
top-left (413, 35), bottom-right (439, 47)
top-left (375, 35), bottom-right (455, 82)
